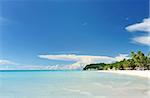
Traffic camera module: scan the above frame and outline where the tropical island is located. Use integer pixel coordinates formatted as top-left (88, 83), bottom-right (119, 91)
top-left (83, 51), bottom-right (150, 71)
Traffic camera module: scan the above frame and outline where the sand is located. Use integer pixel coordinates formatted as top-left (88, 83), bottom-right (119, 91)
top-left (98, 70), bottom-right (150, 79)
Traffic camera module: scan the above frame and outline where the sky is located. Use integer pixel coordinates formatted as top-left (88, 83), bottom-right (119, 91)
top-left (0, 0), bottom-right (149, 70)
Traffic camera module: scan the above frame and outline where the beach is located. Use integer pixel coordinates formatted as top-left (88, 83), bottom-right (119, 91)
top-left (0, 70), bottom-right (149, 98)
top-left (98, 70), bottom-right (150, 79)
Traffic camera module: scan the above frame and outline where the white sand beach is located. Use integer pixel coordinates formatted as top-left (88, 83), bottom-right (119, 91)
top-left (98, 70), bottom-right (150, 79)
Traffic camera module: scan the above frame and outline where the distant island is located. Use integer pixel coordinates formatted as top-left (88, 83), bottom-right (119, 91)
top-left (83, 51), bottom-right (150, 70)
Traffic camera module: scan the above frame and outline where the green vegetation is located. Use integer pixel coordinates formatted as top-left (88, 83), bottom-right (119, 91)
top-left (83, 63), bottom-right (107, 70)
top-left (83, 51), bottom-right (150, 70)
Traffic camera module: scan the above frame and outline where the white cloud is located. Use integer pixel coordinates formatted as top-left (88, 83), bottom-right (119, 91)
top-left (0, 54), bottom-right (129, 70)
top-left (132, 35), bottom-right (150, 46)
top-left (44, 63), bottom-right (83, 70)
top-left (0, 59), bottom-right (16, 65)
top-left (125, 18), bottom-right (150, 33)
top-left (125, 18), bottom-right (150, 46)
top-left (38, 54), bottom-right (129, 70)
top-left (39, 54), bottom-right (114, 64)
top-left (115, 54), bottom-right (129, 61)
top-left (0, 59), bottom-right (17, 70)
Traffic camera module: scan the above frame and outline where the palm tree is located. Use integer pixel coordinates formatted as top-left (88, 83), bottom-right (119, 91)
top-left (146, 52), bottom-right (150, 70)
top-left (131, 51), bottom-right (149, 70)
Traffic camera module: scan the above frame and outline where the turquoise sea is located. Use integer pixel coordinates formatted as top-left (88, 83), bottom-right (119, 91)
top-left (0, 70), bottom-right (149, 98)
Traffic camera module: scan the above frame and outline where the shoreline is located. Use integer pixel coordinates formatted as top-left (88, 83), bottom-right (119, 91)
top-left (97, 70), bottom-right (150, 79)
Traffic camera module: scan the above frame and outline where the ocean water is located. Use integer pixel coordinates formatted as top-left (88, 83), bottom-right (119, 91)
top-left (0, 70), bottom-right (149, 98)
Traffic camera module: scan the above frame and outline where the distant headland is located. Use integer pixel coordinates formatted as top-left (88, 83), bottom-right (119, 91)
top-left (83, 51), bottom-right (150, 71)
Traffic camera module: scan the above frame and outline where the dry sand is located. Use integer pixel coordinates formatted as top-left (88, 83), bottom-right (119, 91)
top-left (98, 70), bottom-right (150, 79)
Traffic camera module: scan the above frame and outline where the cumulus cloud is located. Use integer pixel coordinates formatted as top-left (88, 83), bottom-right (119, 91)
top-left (125, 18), bottom-right (150, 46)
top-left (0, 59), bottom-right (16, 65)
top-left (125, 18), bottom-right (150, 33)
top-left (38, 54), bottom-right (129, 70)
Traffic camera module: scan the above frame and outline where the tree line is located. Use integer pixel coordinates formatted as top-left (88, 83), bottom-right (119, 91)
top-left (83, 51), bottom-right (150, 70)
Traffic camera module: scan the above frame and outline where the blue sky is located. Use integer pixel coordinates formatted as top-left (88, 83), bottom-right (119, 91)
top-left (0, 0), bottom-right (149, 70)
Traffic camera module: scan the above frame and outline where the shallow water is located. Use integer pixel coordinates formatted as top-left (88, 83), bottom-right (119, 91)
top-left (0, 70), bottom-right (149, 98)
